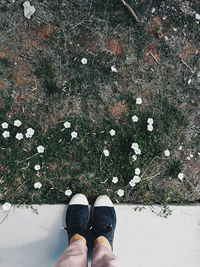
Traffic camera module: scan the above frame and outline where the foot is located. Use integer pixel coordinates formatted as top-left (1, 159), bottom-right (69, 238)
top-left (92, 195), bottom-right (116, 248)
top-left (65, 193), bottom-right (90, 242)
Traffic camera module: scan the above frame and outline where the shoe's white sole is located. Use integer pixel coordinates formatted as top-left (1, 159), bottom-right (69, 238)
top-left (68, 193), bottom-right (89, 206)
top-left (94, 195), bottom-right (114, 207)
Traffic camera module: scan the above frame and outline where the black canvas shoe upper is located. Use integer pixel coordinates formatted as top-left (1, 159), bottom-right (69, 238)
top-left (65, 204), bottom-right (89, 241)
top-left (92, 206), bottom-right (116, 248)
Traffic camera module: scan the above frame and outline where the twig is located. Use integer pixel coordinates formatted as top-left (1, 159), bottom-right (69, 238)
top-left (180, 59), bottom-right (194, 73)
top-left (147, 51), bottom-right (160, 65)
top-left (119, 0), bottom-right (141, 24)
top-left (17, 153), bottom-right (39, 164)
top-left (68, 21), bottom-right (85, 32)
top-left (143, 172), bottom-right (161, 181)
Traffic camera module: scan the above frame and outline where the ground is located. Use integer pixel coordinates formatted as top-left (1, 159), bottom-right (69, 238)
top-left (0, 0), bottom-right (200, 205)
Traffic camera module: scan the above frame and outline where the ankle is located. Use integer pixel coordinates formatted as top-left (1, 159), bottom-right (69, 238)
top-left (70, 234), bottom-right (86, 245)
top-left (94, 236), bottom-right (111, 249)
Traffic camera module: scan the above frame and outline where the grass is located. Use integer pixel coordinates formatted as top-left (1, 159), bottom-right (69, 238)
top-left (0, 92), bottom-right (188, 204)
top-left (0, 0), bottom-right (199, 207)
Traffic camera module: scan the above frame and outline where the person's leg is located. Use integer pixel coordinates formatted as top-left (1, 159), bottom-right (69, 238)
top-left (56, 234), bottom-right (87, 267)
top-left (92, 236), bottom-right (119, 267)
top-left (55, 194), bottom-right (90, 267)
top-left (91, 195), bottom-right (120, 267)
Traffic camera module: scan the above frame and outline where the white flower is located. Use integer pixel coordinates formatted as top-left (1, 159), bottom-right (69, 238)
top-left (188, 79), bottom-right (192, 85)
top-left (2, 131), bottom-right (10, 138)
top-left (164, 149), bottom-right (170, 157)
top-left (16, 133), bottom-right (23, 140)
top-left (103, 149), bottom-right (110, 157)
top-left (27, 128), bottom-right (35, 136)
top-left (111, 65), bottom-right (118, 72)
top-left (132, 155), bottom-right (137, 161)
top-left (178, 173), bottom-right (184, 180)
top-left (25, 128), bottom-right (35, 138)
top-left (63, 121), bottom-right (71, 128)
top-left (147, 124), bottom-right (153, 132)
top-left (133, 175), bottom-right (141, 183)
top-left (186, 156), bottom-right (190, 160)
top-left (195, 13), bottom-right (200, 20)
top-left (81, 58), bottom-right (87, 65)
top-left (71, 131), bottom-right (78, 139)
top-left (109, 129), bottom-right (116, 136)
top-left (2, 202), bottom-right (11, 211)
top-left (135, 148), bottom-right (141, 155)
top-left (190, 154), bottom-right (194, 158)
top-left (135, 168), bottom-right (141, 175)
top-left (34, 182), bottom-right (42, 189)
top-left (117, 189), bottom-right (124, 197)
top-left (112, 177), bottom-right (118, 184)
top-left (34, 165), bottom-right (41, 171)
top-left (178, 146), bottom-right (183, 150)
top-left (1, 122), bottom-right (8, 129)
top-left (132, 115), bottom-right (138, 122)
top-left (131, 143), bottom-right (139, 150)
top-left (129, 179), bottom-right (136, 187)
top-left (147, 118), bottom-right (154, 124)
top-left (136, 97), bottom-right (142, 105)
top-left (37, 145), bottom-right (45, 153)
top-left (14, 119), bottom-right (22, 127)
top-left (65, 189), bottom-right (72, 196)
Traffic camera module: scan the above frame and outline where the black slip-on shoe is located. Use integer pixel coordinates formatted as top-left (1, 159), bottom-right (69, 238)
top-left (91, 195), bottom-right (116, 249)
top-left (65, 193), bottom-right (90, 241)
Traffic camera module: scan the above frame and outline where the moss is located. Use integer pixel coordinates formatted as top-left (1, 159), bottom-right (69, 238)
top-left (164, 160), bottom-right (183, 178)
top-left (34, 56), bottom-right (61, 95)
top-left (0, 57), bottom-right (12, 68)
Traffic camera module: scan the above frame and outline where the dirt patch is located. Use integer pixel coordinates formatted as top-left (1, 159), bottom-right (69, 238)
top-left (0, 81), bottom-right (5, 91)
top-left (106, 38), bottom-right (123, 56)
top-left (110, 101), bottom-right (128, 119)
top-left (37, 24), bottom-right (56, 40)
top-left (178, 40), bottom-right (198, 59)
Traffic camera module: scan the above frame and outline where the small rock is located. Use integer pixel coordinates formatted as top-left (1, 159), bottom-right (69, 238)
top-left (23, 1), bottom-right (36, 20)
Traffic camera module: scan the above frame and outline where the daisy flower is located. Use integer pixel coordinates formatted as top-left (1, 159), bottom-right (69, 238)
top-left (2, 202), bottom-right (11, 211)
top-left (111, 65), bottom-right (118, 73)
top-left (2, 131), bottom-right (10, 138)
top-left (164, 149), bottom-right (170, 157)
top-left (34, 182), bottom-right (42, 189)
top-left (65, 189), bottom-right (72, 196)
top-left (132, 115), bottom-right (138, 122)
top-left (81, 58), bottom-right (87, 65)
top-left (71, 131), bottom-right (78, 139)
top-left (112, 177), bottom-right (118, 184)
top-left (131, 143), bottom-right (139, 150)
top-left (135, 148), bottom-right (141, 155)
top-left (132, 155), bottom-right (137, 161)
top-left (129, 179), bottom-right (136, 187)
top-left (135, 168), bottom-right (141, 175)
top-left (37, 145), bottom-right (45, 153)
top-left (14, 120), bottom-right (22, 127)
top-left (63, 121), bottom-right (71, 128)
top-left (109, 129), bottom-right (116, 136)
top-left (16, 133), bottom-right (23, 140)
top-left (136, 97), bottom-right (142, 105)
top-left (147, 118), bottom-right (154, 124)
top-left (133, 175), bottom-right (141, 183)
top-left (178, 173), bottom-right (184, 181)
top-left (147, 124), bottom-right (153, 131)
top-left (117, 189), bottom-right (124, 197)
top-left (103, 149), bottom-right (110, 157)
top-left (1, 122), bottom-right (8, 129)
top-left (34, 165), bottom-right (41, 171)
